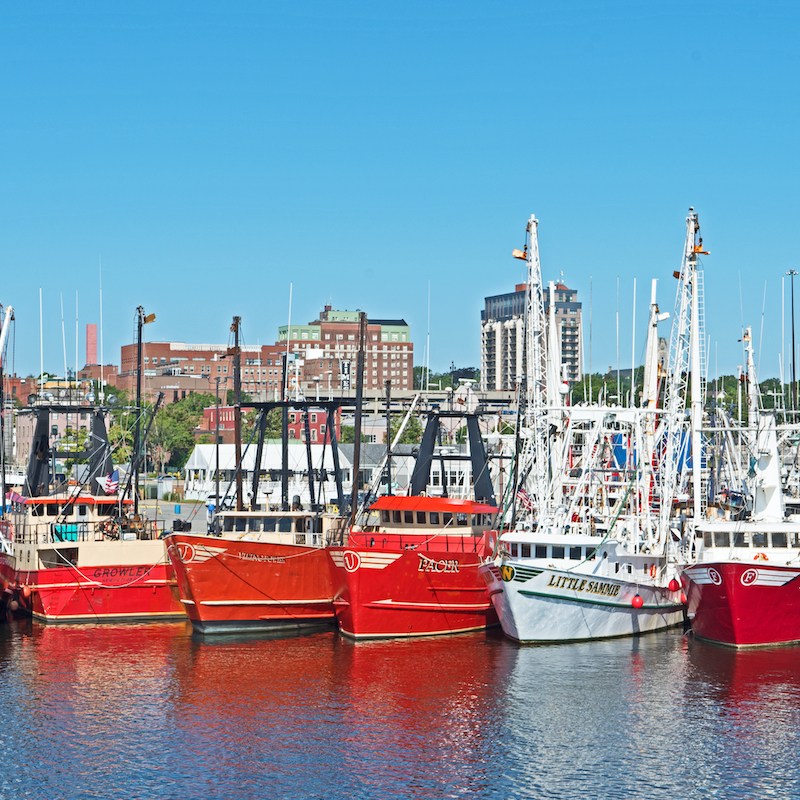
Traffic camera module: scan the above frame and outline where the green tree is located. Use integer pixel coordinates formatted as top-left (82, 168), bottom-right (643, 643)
top-left (147, 392), bottom-right (217, 470)
top-left (58, 425), bottom-right (89, 473)
top-left (340, 425), bottom-right (369, 444)
top-left (388, 414), bottom-right (424, 445)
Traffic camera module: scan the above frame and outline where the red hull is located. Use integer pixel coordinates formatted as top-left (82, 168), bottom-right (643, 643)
top-left (166, 533), bottom-right (335, 635)
top-left (15, 561), bottom-right (183, 623)
top-left (329, 533), bottom-right (497, 639)
top-left (682, 561), bottom-right (800, 647)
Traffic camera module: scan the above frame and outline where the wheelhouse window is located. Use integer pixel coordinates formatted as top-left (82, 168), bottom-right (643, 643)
top-left (404, 511), bottom-right (414, 524)
top-left (456, 513), bottom-right (468, 527)
top-left (521, 544), bottom-right (531, 558)
top-left (416, 512), bottom-right (426, 524)
top-left (430, 512), bottom-right (440, 525)
top-left (392, 510), bottom-right (401, 524)
top-left (381, 510), bottom-right (390, 524)
top-left (46, 504), bottom-right (58, 517)
top-left (535, 545), bottom-right (547, 558)
top-left (443, 513), bottom-right (453, 526)
top-left (278, 518), bottom-right (292, 533)
top-left (552, 546), bottom-right (564, 559)
top-left (569, 546), bottom-right (581, 560)
top-left (714, 531), bottom-right (729, 548)
top-left (772, 532), bottom-right (788, 548)
top-left (752, 532), bottom-right (767, 548)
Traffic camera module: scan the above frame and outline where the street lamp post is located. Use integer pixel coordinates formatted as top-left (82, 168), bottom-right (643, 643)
top-left (788, 270), bottom-right (798, 412)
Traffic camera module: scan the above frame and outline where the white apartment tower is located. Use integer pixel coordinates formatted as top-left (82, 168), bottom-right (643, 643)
top-left (481, 282), bottom-right (582, 391)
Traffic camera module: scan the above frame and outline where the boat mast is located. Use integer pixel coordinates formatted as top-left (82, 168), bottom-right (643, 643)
top-left (0, 305), bottom-right (14, 518)
top-left (742, 326), bottom-right (760, 425)
top-left (230, 316), bottom-right (244, 512)
top-left (660, 209), bottom-right (708, 530)
top-left (514, 215), bottom-right (550, 519)
top-left (133, 306), bottom-right (155, 514)
top-left (349, 312), bottom-right (367, 526)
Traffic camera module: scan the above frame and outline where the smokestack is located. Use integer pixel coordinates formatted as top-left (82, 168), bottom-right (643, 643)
top-left (86, 323), bottom-right (98, 366)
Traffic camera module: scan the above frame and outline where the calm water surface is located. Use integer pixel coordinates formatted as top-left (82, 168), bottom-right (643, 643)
top-left (0, 622), bottom-right (798, 799)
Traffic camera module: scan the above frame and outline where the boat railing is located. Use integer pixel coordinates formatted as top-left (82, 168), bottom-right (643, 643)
top-left (354, 533), bottom-right (485, 554)
top-left (13, 519), bottom-right (159, 546)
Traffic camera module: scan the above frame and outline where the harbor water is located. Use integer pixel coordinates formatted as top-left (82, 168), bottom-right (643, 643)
top-left (1, 622), bottom-right (799, 799)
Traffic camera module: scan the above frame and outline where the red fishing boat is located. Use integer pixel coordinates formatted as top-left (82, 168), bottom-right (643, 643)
top-left (329, 494), bottom-right (498, 638)
top-left (166, 390), bottom-right (351, 635)
top-left (682, 522), bottom-right (800, 648)
top-left (6, 391), bottom-right (183, 623)
top-left (329, 409), bottom-right (500, 639)
top-left (10, 493), bottom-right (182, 623)
top-left (681, 415), bottom-right (800, 647)
top-left (167, 508), bottom-right (346, 635)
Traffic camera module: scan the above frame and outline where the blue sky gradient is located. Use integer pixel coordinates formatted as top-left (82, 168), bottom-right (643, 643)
top-left (2, 2), bottom-right (798, 380)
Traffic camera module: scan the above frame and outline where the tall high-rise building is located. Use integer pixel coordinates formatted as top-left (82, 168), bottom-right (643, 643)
top-left (480, 282), bottom-right (582, 391)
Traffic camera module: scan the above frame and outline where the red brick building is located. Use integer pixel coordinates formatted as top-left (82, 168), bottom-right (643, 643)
top-left (278, 306), bottom-right (413, 395)
top-left (200, 405), bottom-right (341, 444)
top-left (118, 341), bottom-right (288, 402)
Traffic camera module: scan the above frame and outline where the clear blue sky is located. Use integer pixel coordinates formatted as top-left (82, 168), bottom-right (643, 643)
top-left (2, 1), bottom-right (799, 381)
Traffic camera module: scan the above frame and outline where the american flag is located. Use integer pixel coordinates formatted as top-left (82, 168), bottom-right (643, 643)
top-left (516, 487), bottom-right (534, 512)
top-left (98, 469), bottom-right (120, 495)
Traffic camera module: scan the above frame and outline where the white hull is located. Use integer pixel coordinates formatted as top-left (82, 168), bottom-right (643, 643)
top-left (482, 561), bottom-right (684, 643)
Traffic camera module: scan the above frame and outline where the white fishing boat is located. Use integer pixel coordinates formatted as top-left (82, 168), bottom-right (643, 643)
top-left (482, 213), bottom-right (691, 642)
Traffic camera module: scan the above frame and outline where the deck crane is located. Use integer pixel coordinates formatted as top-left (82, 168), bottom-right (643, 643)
top-left (509, 215), bottom-right (551, 525)
top-left (659, 208), bottom-right (708, 537)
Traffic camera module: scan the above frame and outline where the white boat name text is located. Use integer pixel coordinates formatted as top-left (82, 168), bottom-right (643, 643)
top-left (418, 554), bottom-right (460, 574)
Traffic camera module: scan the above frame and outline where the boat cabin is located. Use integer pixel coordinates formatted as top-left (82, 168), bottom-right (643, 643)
top-left (213, 509), bottom-right (346, 547)
top-left (9, 495), bottom-right (145, 545)
top-left (357, 496), bottom-right (497, 536)
top-left (696, 521), bottom-right (800, 557)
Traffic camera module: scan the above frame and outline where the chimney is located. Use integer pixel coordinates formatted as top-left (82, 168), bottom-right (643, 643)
top-left (86, 323), bottom-right (98, 366)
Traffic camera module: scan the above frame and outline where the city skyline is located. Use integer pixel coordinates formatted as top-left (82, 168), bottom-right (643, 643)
top-left (2, 3), bottom-right (799, 381)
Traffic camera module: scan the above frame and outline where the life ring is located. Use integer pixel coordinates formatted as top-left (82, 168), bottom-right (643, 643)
top-left (754, 552), bottom-right (768, 562)
top-left (649, 564), bottom-right (657, 578)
